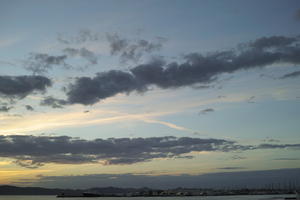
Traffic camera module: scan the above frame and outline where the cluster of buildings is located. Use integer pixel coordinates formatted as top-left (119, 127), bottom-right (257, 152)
top-left (88, 188), bottom-right (298, 197)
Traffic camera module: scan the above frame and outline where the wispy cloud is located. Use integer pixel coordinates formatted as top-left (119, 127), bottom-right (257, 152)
top-left (143, 118), bottom-right (199, 134)
top-left (247, 96), bottom-right (256, 103)
top-left (63, 47), bottom-right (98, 65)
top-left (0, 107), bottom-right (177, 134)
top-left (0, 37), bottom-right (20, 48)
top-left (106, 33), bottom-right (166, 63)
top-left (57, 29), bottom-right (100, 45)
top-left (24, 53), bottom-right (70, 75)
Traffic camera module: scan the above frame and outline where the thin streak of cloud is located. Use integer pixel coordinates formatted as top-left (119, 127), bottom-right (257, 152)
top-left (279, 70), bottom-right (300, 79)
top-left (143, 118), bottom-right (199, 134)
top-left (0, 108), bottom-right (173, 135)
top-left (0, 91), bottom-right (267, 135)
top-left (216, 167), bottom-right (246, 170)
top-left (247, 96), bottom-right (256, 103)
top-left (199, 108), bottom-right (214, 115)
top-left (273, 158), bottom-right (300, 161)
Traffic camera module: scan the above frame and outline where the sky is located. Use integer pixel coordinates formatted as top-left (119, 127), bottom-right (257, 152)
top-left (0, 0), bottom-right (300, 189)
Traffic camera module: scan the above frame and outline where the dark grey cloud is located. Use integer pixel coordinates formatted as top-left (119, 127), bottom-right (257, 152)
top-left (0, 76), bottom-right (52, 99)
top-left (40, 96), bottom-right (68, 108)
top-left (0, 135), bottom-right (299, 169)
top-left (0, 135), bottom-right (234, 168)
top-left (24, 53), bottom-right (70, 75)
top-left (216, 167), bottom-right (246, 170)
top-left (107, 33), bottom-right (165, 63)
top-left (60, 35), bottom-right (300, 105)
top-left (63, 47), bottom-right (98, 65)
top-left (0, 105), bottom-right (12, 112)
top-left (280, 70), bottom-right (300, 79)
top-left (30, 168), bottom-right (300, 189)
top-left (199, 108), bottom-right (214, 115)
top-left (256, 143), bottom-right (300, 149)
top-left (25, 105), bottom-right (34, 111)
top-left (250, 36), bottom-right (298, 49)
top-left (66, 69), bottom-right (142, 105)
top-left (57, 29), bottom-right (100, 44)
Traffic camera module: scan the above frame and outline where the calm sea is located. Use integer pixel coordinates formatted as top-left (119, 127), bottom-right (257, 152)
top-left (0, 195), bottom-right (295, 200)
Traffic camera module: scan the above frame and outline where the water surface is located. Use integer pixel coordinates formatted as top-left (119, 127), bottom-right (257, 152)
top-left (0, 194), bottom-right (294, 200)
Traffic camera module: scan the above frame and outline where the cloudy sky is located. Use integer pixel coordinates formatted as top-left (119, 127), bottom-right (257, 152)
top-left (0, 0), bottom-right (300, 189)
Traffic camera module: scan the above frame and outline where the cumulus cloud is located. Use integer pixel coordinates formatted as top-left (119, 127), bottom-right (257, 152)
top-left (58, 35), bottom-right (300, 106)
top-left (199, 108), bottom-right (214, 115)
top-left (0, 76), bottom-right (52, 99)
top-left (0, 135), bottom-right (299, 168)
top-left (24, 53), bottom-right (70, 75)
top-left (280, 70), bottom-right (300, 79)
top-left (107, 33), bottom-right (165, 63)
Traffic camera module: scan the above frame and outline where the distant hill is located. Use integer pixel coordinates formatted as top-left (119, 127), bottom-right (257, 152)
top-left (0, 185), bottom-right (82, 195)
top-left (0, 185), bottom-right (149, 195)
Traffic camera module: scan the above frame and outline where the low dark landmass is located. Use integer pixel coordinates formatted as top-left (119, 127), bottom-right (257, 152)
top-left (0, 185), bottom-right (82, 195)
top-left (0, 185), bottom-right (298, 197)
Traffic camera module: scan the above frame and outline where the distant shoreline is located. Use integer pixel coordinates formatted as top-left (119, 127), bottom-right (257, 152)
top-left (0, 185), bottom-right (297, 197)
